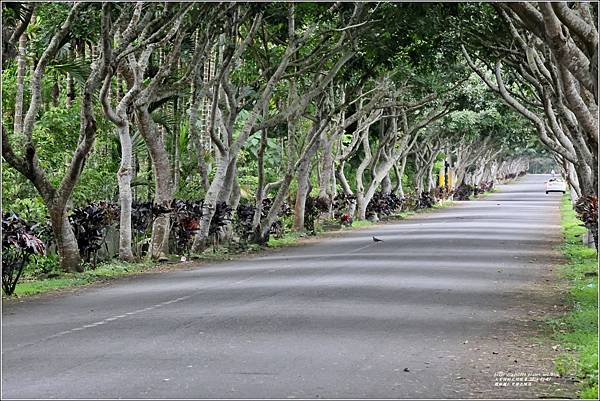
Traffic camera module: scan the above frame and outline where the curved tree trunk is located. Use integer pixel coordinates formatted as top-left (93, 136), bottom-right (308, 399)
top-left (427, 161), bottom-right (436, 192)
top-left (393, 155), bottom-right (407, 198)
top-left (192, 156), bottom-right (230, 251)
top-left (336, 161), bottom-right (357, 216)
top-left (381, 173), bottom-right (392, 194)
top-left (354, 132), bottom-right (372, 220)
top-left (255, 172), bottom-right (294, 243)
top-left (217, 157), bottom-right (238, 204)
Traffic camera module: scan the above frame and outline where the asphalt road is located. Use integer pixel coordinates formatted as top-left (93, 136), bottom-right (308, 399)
top-left (2, 174), bottom-right (566, 399)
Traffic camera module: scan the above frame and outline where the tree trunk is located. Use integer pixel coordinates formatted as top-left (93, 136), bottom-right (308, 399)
top-left (48, 205), bottom-right (82, 272)
top-left (393, 155), bottom-right (407, 198)
top-left (356, 194), bottom-right (368, 221)
top-left (427, 161), bottom-right (436, 192)
top-left (13, 33), bottom-right (26, 138)
top-left (293, 153), bottom-right (312, 231)
top-left (317, 133), bottom-right (334, 215)
top-left (381, 173), bottom-right (392, 194)
top-left (354, 132), bottom-right (372, 220)
top-left (192, 156), bottom-right (230, 251)
top-left (252, 128), bottom-right (268, 232)
top-left (136, 107), bottom-right (174, 259)
top-left (66, 71), bottom-right (75, 106)
top-left (216, 158), bottom-right (239, 243)
top-left (415, 170), bottom-right (425, 195)
top-left (172, 97), bottom-right (180, 190)
top-left (217, 157), bottom-right (237, 204)
top-left (336, 161), bottom-right (357, 216)
top-left (117, 122), bottom-right (134, 261)
top-left (197, 150), bottom-right (210, 192)
top-left (255, 172), bottom-right (294, 243)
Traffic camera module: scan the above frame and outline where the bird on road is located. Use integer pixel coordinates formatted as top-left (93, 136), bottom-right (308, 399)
top-left (372, 236), bottom-right (384, 242)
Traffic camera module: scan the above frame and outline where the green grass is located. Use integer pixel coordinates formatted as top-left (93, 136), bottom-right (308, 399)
top-left (10, 260), bottom-right (155, 297)
top-left (432, 199), bottom-right (454, 209)
top-left (351, 219), bottom-right (374, 228)
top-left (267, 231), bottom-right (305, 247)
top-left (554, 194), bottom-right (598, 399)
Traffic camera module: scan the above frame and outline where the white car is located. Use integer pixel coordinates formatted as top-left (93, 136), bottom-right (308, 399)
top-left (545, 177), bottom-right (567, 194)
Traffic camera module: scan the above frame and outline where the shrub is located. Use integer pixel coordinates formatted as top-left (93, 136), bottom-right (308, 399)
top-left (69, 202), bottom-right (119, 264)
top-left (340, 213), bottom-right (353, 226)
top-left (170, 199), bottom-right (203, 253)
top-left (416, 191), bottom-right (435, 209)
top-left (333, 193), bottom-right (357, 218)
top-left (131, 202), bottom-right (171, 255)
top-left (210, 201), bottom-right (233, 238)
top-left (304, 196), bottom-right (321, 234)
top-left (434, 186), bottom-right (454, 200)
top-left (575, 195), bottom-right (598, 249)
top-left (366, 191), bottom-right (404, 218)
top-left (2, 213), bottom-right (46, 295)
top-left (234, 198), bottom-right (292, 242)
top-left (234, 202), bottom-right (255, 242)
top-left (454, 184), bottom-right (474, 200)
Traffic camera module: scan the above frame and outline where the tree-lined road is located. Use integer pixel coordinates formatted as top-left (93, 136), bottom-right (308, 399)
top-left (2, 175), bottom-right (566, 399)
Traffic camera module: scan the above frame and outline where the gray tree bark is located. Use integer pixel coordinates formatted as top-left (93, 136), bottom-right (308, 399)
top-left (13, 33), bottom-right (26, 138)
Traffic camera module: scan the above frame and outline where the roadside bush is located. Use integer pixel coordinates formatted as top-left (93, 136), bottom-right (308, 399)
top-left (170, 199), bottom-right (203, 254)
top-left (478, 180), bottom-right (494, 193)
top-left (2, 213), bottom-right (46, 295)
top-left (366, 191), bottom-right (404, 218)
top-left (454, 184), bottom-right (474, 200)
top-left (234, 202), bottom-right (255, 242)
top-left (131, 201), bottom-right (170, 255)
top-left (333, 193), bottom-right (356, 218)
top-left (340, 213), bottom-right (353, 226)
top-left (575, 195), bottom-right (598, 249)
top-left (304, 196), bottom-right (321, 234)
top-left (210, 201), bottom-right (233, 239)
top-left (234, 198), bottom-right (291, 243)
top-left (69, 202), bottom-right (119, 265)
top-left (416, 191), bottom-right (435, 209)
top-left (434, 186), bottom-right (453, 200)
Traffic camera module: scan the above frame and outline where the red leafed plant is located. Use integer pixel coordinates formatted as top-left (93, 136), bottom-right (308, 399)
top-left (2, 213), bottom-right (46, 295)
top-left (575, 195), bottom-right (598, 249)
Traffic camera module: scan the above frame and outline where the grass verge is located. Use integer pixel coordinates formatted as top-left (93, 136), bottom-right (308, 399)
top-left (10, 260), bottom-right (155, 297)
top-left (553, 194), bottom-right (598, 399)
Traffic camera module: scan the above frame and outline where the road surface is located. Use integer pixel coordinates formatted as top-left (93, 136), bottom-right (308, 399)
top-left (2, 175), bottom-right (571, 398)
